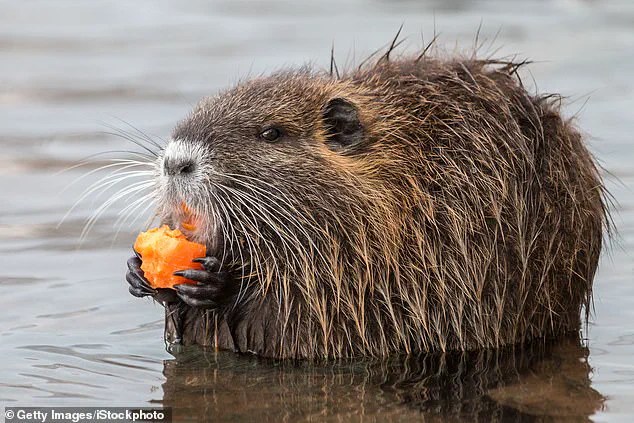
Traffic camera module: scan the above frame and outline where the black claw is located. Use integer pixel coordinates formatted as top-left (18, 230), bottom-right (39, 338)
top-left (192, 256), bottom-right (221, 272)
top-left (126, 271), bottom-right (156, 296)
top-left (129, 284), bottom-right (155, 297)
top-left (127, 256), bottom-right (140, 269)
top-left (174, 269), bottom-right (230, 285)
top-left (173, 269), bottom-right (213, 284)
top-left (129, 286), bottom-right (147, 298)
top-left (170, 260), bottom-right (235, 310)
top-left (126, 255), bottom-right (157, 298)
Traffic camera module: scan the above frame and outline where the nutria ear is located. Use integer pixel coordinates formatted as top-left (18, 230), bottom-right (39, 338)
top-left (322, 98), bottom-right (364, 150)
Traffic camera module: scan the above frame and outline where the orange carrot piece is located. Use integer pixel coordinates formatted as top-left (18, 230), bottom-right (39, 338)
top-left (133, 225), bottom-right (206, 289)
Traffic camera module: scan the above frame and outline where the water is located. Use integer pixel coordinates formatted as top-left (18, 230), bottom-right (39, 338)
top-left (1, 0), bottom-right (633, 421)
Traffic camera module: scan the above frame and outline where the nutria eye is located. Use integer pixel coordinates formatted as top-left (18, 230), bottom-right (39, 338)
top-left (260, 127), bottom-right (282, 142)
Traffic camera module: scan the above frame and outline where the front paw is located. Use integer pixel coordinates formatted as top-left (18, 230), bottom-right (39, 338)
top-left (173, 256), bottom-right (235, 309)
top-left (126, 252), bottom-right (157, 298)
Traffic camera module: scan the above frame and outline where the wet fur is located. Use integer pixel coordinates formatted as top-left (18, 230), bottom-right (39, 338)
top-left (155, 52), bottom-right (608, 359)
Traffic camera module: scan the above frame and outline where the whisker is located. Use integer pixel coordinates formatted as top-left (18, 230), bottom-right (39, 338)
top-left (222, 185), bottom-right (300, 268)
top-left (213, 189), bottom-right (241, 271)
top-left (108, 116), bottom-right (166, 151)
top-left (57, 152), bottom-right (156, 176)
top-left (59, 166), bottom-right (153, 228)
top-left (216, 192), bottom-right (248, 286)
top-left (220, 193), bottom-right (266, 303)
top-left (223, 174), bottom-right (328, 270)
top-left (80, 182), bottom-right (154, 242)
top-left (218, 186), bottom-right (277, 282)
top-left (206, 186), bottom-right (233, 268)
top-left (112, 191), bottom-right (157, 243)
top-left (61, 160), bottom-right (154, 194)
top-left (99, 122), bottom-right (160, 158)
top-left (116, 191), bottom-right (156, 226)
top-left (89, 171), bottom-right (155, 202)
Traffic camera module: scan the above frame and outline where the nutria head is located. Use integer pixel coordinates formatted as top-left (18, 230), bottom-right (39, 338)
top-left (153, 70), bottom-right (397, 287)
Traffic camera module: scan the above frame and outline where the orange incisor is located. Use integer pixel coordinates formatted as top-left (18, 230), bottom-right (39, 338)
top-left (180, 202), bottom-right (197, 232)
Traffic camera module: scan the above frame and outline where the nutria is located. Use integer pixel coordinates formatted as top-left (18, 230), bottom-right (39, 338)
top-left (125, 46), bottom-right (608, 359)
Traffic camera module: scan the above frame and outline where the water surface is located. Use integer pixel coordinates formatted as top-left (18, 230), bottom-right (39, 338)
top-left (1, 0), bottom-right (633, 421)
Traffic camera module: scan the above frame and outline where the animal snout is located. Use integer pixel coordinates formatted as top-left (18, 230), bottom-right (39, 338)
top-left (164, 157), bottom-right (196, 176)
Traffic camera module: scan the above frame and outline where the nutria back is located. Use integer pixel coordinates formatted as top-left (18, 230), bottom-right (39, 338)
top-left (151, 54), bottom-right (608, 359)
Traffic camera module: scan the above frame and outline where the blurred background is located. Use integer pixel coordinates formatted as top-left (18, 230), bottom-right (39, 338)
top-left (0, 0), bottom-right (633, 421)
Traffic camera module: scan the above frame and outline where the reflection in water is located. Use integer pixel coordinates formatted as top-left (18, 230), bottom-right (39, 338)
top-left (160, 336), bottom-right (603, 421)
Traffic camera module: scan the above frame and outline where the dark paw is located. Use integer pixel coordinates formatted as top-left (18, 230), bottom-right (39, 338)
top-left (126, 251), bottom-right (157, 298)
top-left (173, 256), bottom-right (235, 309)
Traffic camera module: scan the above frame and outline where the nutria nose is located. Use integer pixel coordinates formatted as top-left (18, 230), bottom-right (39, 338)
top-left (164, 158), bottom-right (196, 176)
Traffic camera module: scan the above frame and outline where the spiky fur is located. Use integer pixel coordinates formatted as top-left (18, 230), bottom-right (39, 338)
top-left (156, 53), bottom-right (608, 359)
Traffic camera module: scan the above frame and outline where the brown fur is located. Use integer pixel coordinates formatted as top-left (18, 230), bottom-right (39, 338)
top-left (156, 52), bottom-right (608, 359)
